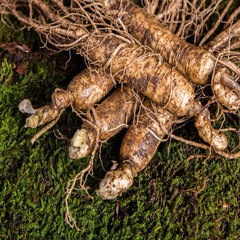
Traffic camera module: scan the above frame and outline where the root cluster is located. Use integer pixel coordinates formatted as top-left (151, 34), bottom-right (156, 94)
top-left (1, 0), bottom-right (240, 230)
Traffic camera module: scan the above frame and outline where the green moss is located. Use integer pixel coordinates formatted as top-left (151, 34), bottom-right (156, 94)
top-left (0, 3), bottom-right (240, 240)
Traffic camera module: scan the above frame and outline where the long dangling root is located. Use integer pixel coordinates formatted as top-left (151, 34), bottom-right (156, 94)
top-left (65, 122), bottom-right (99, 230)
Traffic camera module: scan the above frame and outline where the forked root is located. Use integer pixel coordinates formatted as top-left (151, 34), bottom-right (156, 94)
top-left (18, 69), bottom-right (114, 143)
top-left (18, 89), bottom-right (70, 143)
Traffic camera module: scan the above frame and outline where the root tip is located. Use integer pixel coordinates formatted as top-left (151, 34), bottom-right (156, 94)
top-left (97, 167), bottom-right (134, 200)
top-left (25, 115), bottom-right (39, 128)
top-left (18, 99), bottom-right (35, 114)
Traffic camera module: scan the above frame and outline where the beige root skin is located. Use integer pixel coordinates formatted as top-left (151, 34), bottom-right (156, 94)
top-left (69, 129), bottom-right (95, 159)
top-left (67, 69), bottom-right (114, 110)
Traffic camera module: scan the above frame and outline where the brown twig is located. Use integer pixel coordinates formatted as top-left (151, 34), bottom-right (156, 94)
top-left (225, 6), bottom-right (240, 27)
top-left (199, 0), bottom-right (233, 46)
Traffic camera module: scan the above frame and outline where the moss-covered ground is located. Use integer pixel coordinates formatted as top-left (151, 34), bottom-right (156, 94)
top-left (0, 7), bottom-right (240, 240)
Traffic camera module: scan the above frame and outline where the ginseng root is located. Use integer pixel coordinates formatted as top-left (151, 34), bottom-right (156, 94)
top-left (100, 0), bottom-right (213, 84)
top-left (212, 68), bottom-right (240, 111)
top-left (97, 97), bottom-right (229, 200)
top-left (18, 68), bottom-right (114, 136)
top-left (9, 0), bottom-right (228, 151)
top-left (69, 86), bottom-right (137, 159)
top-left (194, 107), bottom-right (227, 151)
top-left (96, 100), bottom-right (175, 199)
top-left (100, 0), bottom-right (240, 110)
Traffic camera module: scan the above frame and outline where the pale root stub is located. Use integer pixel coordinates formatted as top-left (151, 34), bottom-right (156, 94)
top-left (18, 99), bottom-right (41, 128)
top-left (18, 99), bottom-right (35, 114)
top-left (96, 164), bottom-right (135, 200)
top-left (69, 129), bottom-right (91, 159)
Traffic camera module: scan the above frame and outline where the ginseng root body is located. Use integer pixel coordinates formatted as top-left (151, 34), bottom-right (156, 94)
top-left (96, 100), bottom-right (175, 199)
top-left (102, 0), bottom-right (214, 85)
top-left (11, 0), bottom-right (229, 152)
top-left (19, 68), bottom-right (114, 128)
top-left (97, 95), bottom-right (228, 199)
top-left (84, 36), bottom-right (227, 151)
top-left (101, 0), bottom-right (240, 110)
top-left (69, 86), bottom-right (137, 159)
